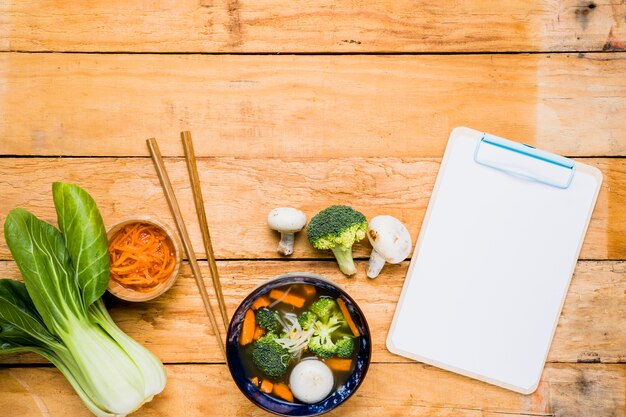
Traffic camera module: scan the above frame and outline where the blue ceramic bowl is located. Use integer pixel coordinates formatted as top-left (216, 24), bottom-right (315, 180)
top-left (226, 273), bottom-right (371, 416)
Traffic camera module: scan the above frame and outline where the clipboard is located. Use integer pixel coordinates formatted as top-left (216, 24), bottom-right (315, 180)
top-left (386, 127), bottom-right (603, 394)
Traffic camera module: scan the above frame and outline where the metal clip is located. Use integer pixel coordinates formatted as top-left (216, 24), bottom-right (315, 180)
top-left (474, 133), bottom-right (575, 189)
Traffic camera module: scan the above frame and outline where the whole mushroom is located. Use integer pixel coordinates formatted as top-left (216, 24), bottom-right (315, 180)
top-left (366, 215), bottom-right (412, 278)
top-left (267, 208), bottom-right (307, 256)
top-left (289, 359), bottom-right (334, 404)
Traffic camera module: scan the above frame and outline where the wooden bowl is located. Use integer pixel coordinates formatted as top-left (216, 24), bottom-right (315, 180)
top-left (106, 216), bottom-right (182, 302)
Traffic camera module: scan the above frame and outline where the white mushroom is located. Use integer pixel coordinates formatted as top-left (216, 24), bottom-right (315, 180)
top-left (267, 208), bottom-right (307, 256)
top-left (289, 359), bottom-right (334, 404)
top-left (366, 215), bottom-right (412, 279)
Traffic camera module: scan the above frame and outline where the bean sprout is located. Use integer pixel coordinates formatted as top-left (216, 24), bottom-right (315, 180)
top-left (275, 312), bottom-right (316, 359)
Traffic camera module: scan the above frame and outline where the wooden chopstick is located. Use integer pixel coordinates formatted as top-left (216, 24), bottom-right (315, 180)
top-left (147, 138), bottom-right (226, 360)
top-left (181, 131), bottom-right (229, 332)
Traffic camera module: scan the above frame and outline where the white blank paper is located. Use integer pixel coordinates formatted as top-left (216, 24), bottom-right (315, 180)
top-left (387, 127), bottom-right (602, 394)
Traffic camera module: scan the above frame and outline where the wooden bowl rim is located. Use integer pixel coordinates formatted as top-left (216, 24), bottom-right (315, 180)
top-left (106, 216), bottom-right (182, 302)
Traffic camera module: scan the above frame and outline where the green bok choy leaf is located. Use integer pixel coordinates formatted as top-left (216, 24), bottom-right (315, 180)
top-left (0, 182), bottom-right (166, 417)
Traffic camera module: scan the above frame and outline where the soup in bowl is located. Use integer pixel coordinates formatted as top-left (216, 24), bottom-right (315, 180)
top-left (226, 273), bottom-right (371, 416)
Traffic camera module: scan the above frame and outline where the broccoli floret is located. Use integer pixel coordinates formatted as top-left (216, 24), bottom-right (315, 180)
top-left (309, 298), bottom-right (337, 320)
top-left (335, 336), bottom-right (355, 358)
top-left (308, 335), bottom-right (336, 358)
top-left (307, 315), bottom-right (343, 358)
top-left (251, 332), bottom-right (290, 379)
top-left (307, 205), bottom-right (367, 276)
top-left (298, 311), bottom-right (317, 330)
top-left (256, 307), bottom-right (279, 332)
top-left (326, 313), bottom-right (345, 329)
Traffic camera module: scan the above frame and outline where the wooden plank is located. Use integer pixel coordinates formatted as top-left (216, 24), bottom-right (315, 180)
top-left (0, 53), bottom-right (625, 157)
top-left (0, 157), bottom-right (623, 260)
top-left (0, 260), bottom-right (623, 365)
top-left (2, 1), bottom-right (625, 53)
top-left (0, 363), bottom-right (623, 416)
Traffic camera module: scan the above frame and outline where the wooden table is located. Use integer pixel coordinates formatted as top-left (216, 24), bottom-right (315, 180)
top-left (1, 1), bottom-right (625, 416)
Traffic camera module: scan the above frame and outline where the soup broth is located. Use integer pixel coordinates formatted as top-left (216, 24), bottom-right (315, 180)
top-left (238, 283), bottom-right (360, 404)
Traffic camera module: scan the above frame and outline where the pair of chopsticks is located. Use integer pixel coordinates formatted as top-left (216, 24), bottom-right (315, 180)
top-left (147, 132), bottom-right (228, 360)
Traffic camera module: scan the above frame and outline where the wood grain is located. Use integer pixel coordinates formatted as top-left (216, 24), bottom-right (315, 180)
top-left (2, 1), bottom-right (625, 53)
top-left (0, 157), bottom-right (623, 261)
top-left (0, 260), bottom-right (623, 365)
top-left (0, 363), bottom-right (623, 417)
top-left (1, 53), bottom-right (625, 157)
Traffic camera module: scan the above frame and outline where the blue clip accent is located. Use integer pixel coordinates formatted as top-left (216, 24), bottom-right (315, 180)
top-left (474, 133), bottom-right (576, 189)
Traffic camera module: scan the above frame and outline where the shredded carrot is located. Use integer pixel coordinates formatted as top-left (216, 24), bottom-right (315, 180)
top-left (108, 222), bottom-right (176, 292)
top-left (325, 358), bottom-right (353, 372)
top-left (268, 289), bottom-right (306, 308)
top-left (251, 295), bottom-right (271, 310)
top-left (260, 379), bottom-right (273, 394)
top-left (240, 309), bottom-right (256, 345)
top-left (337, 298), bottom-right (360, 337)
top-left (272, 383), bottom-right (294, 402)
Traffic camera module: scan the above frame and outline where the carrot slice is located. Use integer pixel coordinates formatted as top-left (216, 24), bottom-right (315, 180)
top-left (252, 295), bottom-right (271, 310)
top-left (301, 284), bottom-right (316, 298)
top-left (325, 358), bottom-right (353, 372)
top-left (253, 326), bottom-right (265, 340)
top-left (272, 383), bottom-right (294, 402)
top-left (240, 309), bottom-right (256, 345)
top-left (260, 379), bottom-right (273, 394)
top-left (250, 377), bottom-right (259, 386)
top-left (337, 298), bottom-right (360, 337)
top-left (268, 289), bottom-right (306, 308)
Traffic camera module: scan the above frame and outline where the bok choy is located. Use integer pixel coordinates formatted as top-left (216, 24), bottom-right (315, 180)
top-left (0, 182), bottom-right (166, 417)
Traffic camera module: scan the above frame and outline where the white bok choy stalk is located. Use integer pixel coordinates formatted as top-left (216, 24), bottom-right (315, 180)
top-left (0, 182), bottom-right (166, 417)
